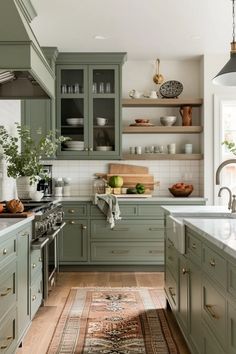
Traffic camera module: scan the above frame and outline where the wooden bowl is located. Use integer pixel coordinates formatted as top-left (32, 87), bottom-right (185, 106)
top-left (169, 187), bottom-right (193, 197)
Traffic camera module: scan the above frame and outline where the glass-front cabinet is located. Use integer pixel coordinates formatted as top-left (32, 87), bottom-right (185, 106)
top-left (56, 53), bottom-right (126, 159)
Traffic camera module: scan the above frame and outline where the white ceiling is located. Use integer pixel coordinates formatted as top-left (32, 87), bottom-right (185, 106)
top-left (31, 0), bottom-right (232, 60)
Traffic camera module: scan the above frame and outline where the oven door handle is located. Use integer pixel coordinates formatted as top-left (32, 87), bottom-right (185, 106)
top-left (31, 237), bottom-right (49, 250)
top-left (46, 222), bottom-right (66, 241)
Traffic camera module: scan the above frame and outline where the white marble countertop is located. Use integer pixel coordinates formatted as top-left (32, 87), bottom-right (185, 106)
top-left (184, 218), bottom-right (236, 259)
top-left (161, 205), bottom-right (231, 217)
top-left (0, 216), bottom-right (34, 238)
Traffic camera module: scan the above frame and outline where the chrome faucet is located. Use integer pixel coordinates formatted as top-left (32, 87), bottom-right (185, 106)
top-left (215, 159), bottom-right (236, 185)
top-left (218, 186), bottom-right (236, 213)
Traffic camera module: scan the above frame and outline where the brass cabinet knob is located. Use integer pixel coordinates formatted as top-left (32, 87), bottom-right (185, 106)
top-left (69, 209), bottom-right (75, 214)
top-left (191, 243), bottom-right (197, 249)
top-left (84, 147), bottom-right (88, 151)
top-left (89, 147), bottom-right (93, 151)
top-left (82, 225), bottom-right (87, 230)
top-left (32, 295), bottom-right (36, 301)
top-left (2, 248), bottom-right (7, 255)
top-left (70, 220), bottom-right (76, 224)
top-left (209, 259), bottom-right (216, 267)
top-left (32, 263), bottom-right (36, 268)
top-left (182, 268), bottom-right (189, 275)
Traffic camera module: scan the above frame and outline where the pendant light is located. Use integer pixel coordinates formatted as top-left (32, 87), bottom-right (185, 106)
top-left (213, 0), bottom-right (236, 86)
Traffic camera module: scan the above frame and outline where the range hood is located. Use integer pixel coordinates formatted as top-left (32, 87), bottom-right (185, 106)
top-left (0, 0), bottom-right (55, 99)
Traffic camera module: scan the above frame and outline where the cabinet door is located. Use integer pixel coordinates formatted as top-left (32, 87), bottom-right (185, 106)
top-left (56, 65), bottom-right (89, 158)
top-left (178, 255), bottom-right (189, 334)
top-left (228, 301), bottom-right (236, 354)
top-left (59, 219), bottom-right (88, 263)
top-left (89, 65), bottom-right (121, 158)
top-left (21, 99), bottom-right (51, 144)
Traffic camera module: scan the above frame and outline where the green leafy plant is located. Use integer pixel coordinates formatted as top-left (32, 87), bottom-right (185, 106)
top-left (222, 140), bottom-right (236, 155)
top-left (0, 123), bottom-right (68, 184)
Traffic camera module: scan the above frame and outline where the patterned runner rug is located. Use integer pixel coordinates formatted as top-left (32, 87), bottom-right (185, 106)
top-left (47, 287), bottom-right (179, 354)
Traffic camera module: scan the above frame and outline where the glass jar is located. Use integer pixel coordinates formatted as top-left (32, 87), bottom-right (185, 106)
top-left (93, 176), bottom-right (105, 194)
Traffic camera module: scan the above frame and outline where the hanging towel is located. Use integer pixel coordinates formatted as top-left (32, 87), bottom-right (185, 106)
top-left (94, 194), bottom-right (121, 228)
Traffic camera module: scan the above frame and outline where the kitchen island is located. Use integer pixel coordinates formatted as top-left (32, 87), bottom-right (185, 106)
top-left (163, 206), bottom-right (236, 354)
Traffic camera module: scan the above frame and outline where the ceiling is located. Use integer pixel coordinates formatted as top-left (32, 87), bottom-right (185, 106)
top-left (31, 0), bottom-right (232, 60)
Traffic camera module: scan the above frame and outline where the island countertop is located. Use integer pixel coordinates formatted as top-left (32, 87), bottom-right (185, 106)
top-left (0, 216), bottom-right (34, 237)
top-left (161, 205), bottom-right (230, 217)
top-left (184, 217), bottom-right (236, 259)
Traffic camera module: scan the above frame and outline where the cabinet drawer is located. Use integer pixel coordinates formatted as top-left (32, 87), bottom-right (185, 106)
top-left (0, 306), bottom-right (16, 354)
top-left (91, 242), bottom-right (164, 263)
top-left (91, 219), bottom-right (164, 240)
top-left (165, 266), bottom-right (178, 311)
top-left (138, 205), bottom-right (164, 218)
top-left (30, 274), bottom-right (43, 320)
top-left (228, 261), bottom-right (236, 297)
top-left (202, 276), bottom-right (226, 350)
top-left (165, 238), bottom-right (178, 281)
top-left (0, 262), bottom-right (16, 320)
top-left (0, 235), bottom-right (16, 267)
top-left (30, 249), bottom-right (42, 284)
top-left (202, 245), bottom-right (227, 289)
top-left (90, 204), bottom-right (138, 218)
top-left (63, 203), bottom-right (87, 218)
top-left (186, 229), bottom-right (201, 264)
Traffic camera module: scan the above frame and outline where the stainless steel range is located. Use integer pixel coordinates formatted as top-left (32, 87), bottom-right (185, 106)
top-left (28, 200), bottom-right (65, 300)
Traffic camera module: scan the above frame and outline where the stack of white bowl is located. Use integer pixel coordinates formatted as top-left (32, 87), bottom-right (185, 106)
top-left (66, 118), bottom-right (84, 126)
top-left (64, 141), bottom-right (85, 151)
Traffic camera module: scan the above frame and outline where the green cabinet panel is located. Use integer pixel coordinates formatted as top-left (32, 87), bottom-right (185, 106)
top-left (30, 249), bottom-right (42, 282)
top-left (165, 266), bottom-right (178, 312)
top-left (59, 219), bottom-right (88, 263)
top-left (30, 273), bottom-right (43, 320)
top-left (228, 301), bottom-right (236, 354)
top-left (91, 241), bottom-right (163, 263)
top-left (186, 228), bottom-right (201, 264)
top-left (0, 231), bottom-right (16, 268)
top-left (228, 262), bottom-right (236, 297)
top-left (202, 244), bottom-right (227, 290)
top-left (63, 203), bottom-right (88, 218)
top-left (0, 306), bottom-right (17, 354)
top-left (0, 261), bottom-right (16, 321)
top-left (138, 205), bottom-right (164, 218)
top-left (90, 204), bottom-right (138, 218)
top-left (165, 238), bottom-right (178, 281)
top-left (202, 322), bottom-right (225, 354)
top-left (177, 255), bottom-right (188, 334)
top-left (91, 219), bottom-right (164, 241)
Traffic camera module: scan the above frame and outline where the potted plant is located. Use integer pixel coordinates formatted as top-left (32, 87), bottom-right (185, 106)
top-left (0, 123), bottom-right (68, 199)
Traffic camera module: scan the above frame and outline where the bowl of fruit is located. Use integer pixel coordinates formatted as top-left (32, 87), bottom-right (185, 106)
top-left (169, 183), bottom-right (193, 197)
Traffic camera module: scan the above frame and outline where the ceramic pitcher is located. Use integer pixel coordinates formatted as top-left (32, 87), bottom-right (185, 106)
top-left (179, 106), bottom-right (192, 126)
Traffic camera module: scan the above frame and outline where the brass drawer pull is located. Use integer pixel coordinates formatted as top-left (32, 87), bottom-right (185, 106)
top-left (0, 287), bottom-right (12, 297)
top-left (205, 304), bottom-right (219, 319)
top-left (81, 225), bottom-right (87, 230)
top-left (32, 295), bottom-right (36, 301)
top-left (112, 228), bottom-right (129, 232)
top-left (169, 287), bottom-right (176, 297)
top-left (1, 345), bottom-right (8, 349)
top-left (182, 268), bottom-right (189, 275)
top-left (7, 337), bottom-right (13, 340)
top-left (32, 263), bottom-right (36, 269)
top-left (149, 227), bottom-right (162, 231)
top-left (21, 232), bottom-right (28, 237)
top-left (111, 250), bottom-right (129, 254)
top-left (39, 257), bottom-right (42, 262)
top-left (68, 209), bottom-right (75, 214)
top-left (84, 147), bottom-right (88, 152)
top-left (149, 250), bottom-right (159, 254)
top-left (209, 259), bottom-right (216, 267)
top-left (2, 248), bottom-right (7, 255)
top-left (70, 220), bottom-right (76, 224)
top-left (191, 243), bottom-right (197, 249)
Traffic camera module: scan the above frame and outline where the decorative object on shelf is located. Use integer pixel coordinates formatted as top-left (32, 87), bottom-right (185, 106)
top-left (129, 89), bottom-right (142, 99)
top-left (179, 106), bottom-right (192, 126)
top-left (96, 117), bottom-right (108, 126)
top-left (184, 143), bottom-right (193, 154)
top-left (160, 116), bottom-right (177, 126)
top-left (66, 118), bottom-right (84, 126)
top-left (169, 182), bottom-right (193, 197)
top-left (213, 0), bottom-right (236, 86)
top-left (129, 122), bottom-right (154, 127)
top-left (64, 140), bottom-right (84, 151)
top-left (153, 58), bottom-right (164, 85)
top-left (0, 124), bottom-right (68, 199)
top-left (167, 143), bottom-right (176, 154)
top-left (159, 80), bottom-right (183, 98)
top-left (143, 91), bottom-right (158, 99)
top-left (135, 119), bottom-right (149, 124)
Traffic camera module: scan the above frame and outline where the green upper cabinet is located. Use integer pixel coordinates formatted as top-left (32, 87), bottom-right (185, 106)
top-left (56, 53), bottom-right (126, 160)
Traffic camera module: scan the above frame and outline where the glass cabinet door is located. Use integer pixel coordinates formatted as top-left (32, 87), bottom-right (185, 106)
top-left (57, 65), bottom-right (89, 156)
top-left (89, 65), bottom-right (120, 156)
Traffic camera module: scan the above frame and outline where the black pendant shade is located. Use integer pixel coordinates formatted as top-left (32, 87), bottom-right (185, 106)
top-left (213, 51), bottom-right (236, 86)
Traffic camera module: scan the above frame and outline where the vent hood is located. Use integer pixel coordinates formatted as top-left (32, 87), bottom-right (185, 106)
top-left (0, 0), bottom-right (55, 99)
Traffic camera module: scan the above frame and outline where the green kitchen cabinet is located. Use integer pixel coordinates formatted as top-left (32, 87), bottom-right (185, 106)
top-left (56, 53), bottom-right (126, 159)
top-left (59, 219), bottom-right (88, 264)
top-left (177, 254), bottom-right (189, 335)
top-left (228, 301), bottom-right (236, 354)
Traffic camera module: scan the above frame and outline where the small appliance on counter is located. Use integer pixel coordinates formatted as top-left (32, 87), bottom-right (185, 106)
top-left (37, 165), bottom-right (53, 197)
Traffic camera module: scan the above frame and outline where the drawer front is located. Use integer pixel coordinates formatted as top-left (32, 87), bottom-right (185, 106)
top-left (91, 219), bottom-right (164, 240)
top-left (228, 301), bottom-right (236, 354)
top-left (165, 238), bottom-right (178, 281)
top-left (30, 274), bottom-right (43, 320)
top-left (202, 276), bottom-right (226, 350)
top-left (186, 229), bottom-right (201, 264)
top-left (0, 235), bottom-right (16, 267)
top-left (138, 205), bottom-right (164, 218)
top-left (202, 245), bottom-right (227, 289)
top-left (63, 203), bottom-right (87, 218)
top-left (202, 322), bottom-right (225, 354)
top-left (0, 306), bottom-right (17, 354)
top-left (228, 262), bottom-right (236, 297)
top-left (0, 262), bottom-right (16, 321)
top-left (90, 204), bottom-right (138, 218)
top-left (165, 266), bottom-right (178, 311)
top-left (30, 249), bottom-right (42, 283)
top-left (91, 242), bottom-right (164, 263)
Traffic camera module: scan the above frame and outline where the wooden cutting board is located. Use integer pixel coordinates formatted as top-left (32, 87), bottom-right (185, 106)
top-left (0, 211), bottom-right (34, 218)
top-left (109, 163), bottom-right (149, 174)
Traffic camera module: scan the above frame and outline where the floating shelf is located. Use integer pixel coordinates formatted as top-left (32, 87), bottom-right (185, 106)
top-left (122, 153), bottom-right (203, 160)
top-left (123, 126), bottom-right (203, 134)
top-left (122, 98), bottom-right (203, 107)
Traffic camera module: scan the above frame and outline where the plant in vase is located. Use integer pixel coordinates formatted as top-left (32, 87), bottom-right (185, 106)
top-left (0, 123), bottom-right (68, 199)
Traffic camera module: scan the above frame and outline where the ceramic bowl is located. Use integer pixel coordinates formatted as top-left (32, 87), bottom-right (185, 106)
top-left (168, 187), bottom-right (193, 197)
top-left (95, 146), bottom-right (113, 151)
top-left (66, 118), bottom-right (84, 126)
top-left (29, 191), bottom-right (44, 201)
top-left (160, 116), bottom-right (177, 126)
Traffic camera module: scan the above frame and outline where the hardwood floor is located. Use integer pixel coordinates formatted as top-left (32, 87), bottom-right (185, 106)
top-left (17, 272), bottom-right (190, 354)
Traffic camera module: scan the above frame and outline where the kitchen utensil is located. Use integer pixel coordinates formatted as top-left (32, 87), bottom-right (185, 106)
top-left (153, 59), bottom-right (164, 85)
top-left (109, 163), bottom-right (149, 174)
top-left (159, 80), bottom-right (183, 98)
top-left (74, 83), bottom-right (80, 93)
top-left (96, 117), bottom-right (108, 126)
top-left (105, 82), bottom-right (111, 93)
top-left (179, 106), bottom-right (192, 126)
top-left (92, 82), bottom-right (97, 93)
top-left (99, 82), bottom-right (104, 93)
top-left (169, 186), bottom-right (193, 197)
top-left (160, 116), bottom-right (177, 126)
top-left (61, 84), bottom-right (67, 94)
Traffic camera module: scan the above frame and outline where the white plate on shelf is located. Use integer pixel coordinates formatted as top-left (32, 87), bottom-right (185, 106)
top-left (95, 146), bottom-right (113, 151)
top-left (63, 147), bottom-right (85, 151)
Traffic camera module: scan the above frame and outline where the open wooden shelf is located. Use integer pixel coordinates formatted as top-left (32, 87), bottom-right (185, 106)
top-left (122, 98), bottom-right (203, 107)
top-left (123, 126), bottom-right (203, 134)
top-left (122, 153), bottom-right (203, 160)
